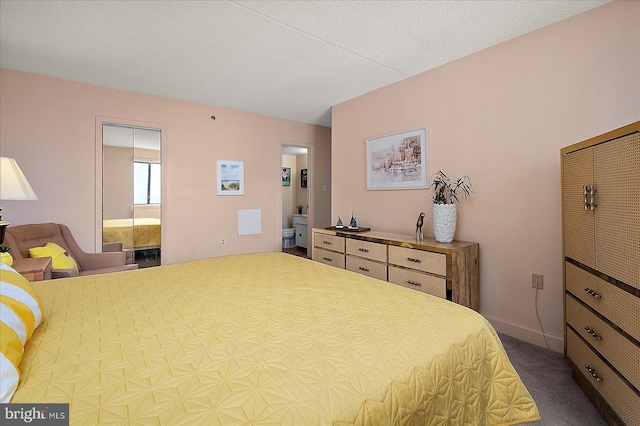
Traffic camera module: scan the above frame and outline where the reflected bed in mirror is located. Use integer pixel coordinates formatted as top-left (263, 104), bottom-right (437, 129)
top-left (103, 218), bottom-right (161, 268)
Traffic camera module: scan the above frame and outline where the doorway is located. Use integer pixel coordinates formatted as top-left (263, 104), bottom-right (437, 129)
top-left (282, 145), bottom-right (309, 258)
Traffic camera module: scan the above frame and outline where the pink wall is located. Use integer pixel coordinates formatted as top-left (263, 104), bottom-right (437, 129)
top-left (0, 69), bottom-right (331, 264)
top-left (332, 1), bottom-right (639, 351)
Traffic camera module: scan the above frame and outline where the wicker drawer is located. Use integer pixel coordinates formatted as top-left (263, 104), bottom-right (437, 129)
top-left (388, 246), bottom-right (446, 276)
top-left (566, 296), bottom-right (639, 390)
top-left (346, 256), bottom-right (387, 281)
top-left (567, 328), bottom-right (640, 426)
top-left (314, 247), bottom-right (345, 269)
top-left (314, 233), bottom-right (345, 253)
top-left (388, 266), bottom-right (446, 298)
top-left (346, 239), bottom-right (387, 262)
top-left (565, 261), bottom-right (640, 341)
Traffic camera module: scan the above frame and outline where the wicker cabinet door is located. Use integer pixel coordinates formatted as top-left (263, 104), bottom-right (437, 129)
top-left (562, 147), bottom-right (595, 268)
top-left (594, 131), bottom-right (640, 289)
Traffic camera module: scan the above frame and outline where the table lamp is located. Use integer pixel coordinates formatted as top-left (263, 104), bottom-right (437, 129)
top-left (0, 157), bottom-right (38, 244)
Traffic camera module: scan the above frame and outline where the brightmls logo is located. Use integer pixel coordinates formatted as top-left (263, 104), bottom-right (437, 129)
top-left (4, 406), bottom-right (47, 422)
top-left (1, 404), bottom-right (68, 425)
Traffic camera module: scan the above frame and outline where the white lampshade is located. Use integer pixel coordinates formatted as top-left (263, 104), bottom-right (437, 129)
top-left (0, 157), bottom-right (38, 200)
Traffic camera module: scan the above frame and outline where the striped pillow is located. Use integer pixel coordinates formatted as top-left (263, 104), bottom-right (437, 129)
top-left (0, 263), bottom-right (43, 403)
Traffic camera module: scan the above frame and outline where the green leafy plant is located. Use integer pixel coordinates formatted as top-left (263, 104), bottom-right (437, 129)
top-left (297, 204), bottom-right (304, 214)
top-left (430, 171), bottom-right (472, 205)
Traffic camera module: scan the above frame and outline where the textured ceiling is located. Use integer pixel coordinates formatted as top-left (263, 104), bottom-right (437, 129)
top-left (0, 0), bottom-right (610, 127)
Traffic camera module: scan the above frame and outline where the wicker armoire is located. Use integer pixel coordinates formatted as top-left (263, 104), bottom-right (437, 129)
top-left (561, 121), bottom-right (639, 426)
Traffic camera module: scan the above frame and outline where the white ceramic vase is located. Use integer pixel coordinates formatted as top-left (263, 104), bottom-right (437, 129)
top-left (433, 203), bottom-right (457, 243)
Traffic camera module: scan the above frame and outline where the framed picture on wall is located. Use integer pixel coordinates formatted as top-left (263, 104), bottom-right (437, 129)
top-left (217, 160), bottom-right (244, 195)
top-left (366, 127), bottom-right (428, 190)
top-left (301, 169), bottom-right (308, 188)
top-left (282, 167), bottom-right (291, 186)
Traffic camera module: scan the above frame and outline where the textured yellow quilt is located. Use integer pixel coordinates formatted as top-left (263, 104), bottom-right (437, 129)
top-left (14, 252), bottom-right (539, 425)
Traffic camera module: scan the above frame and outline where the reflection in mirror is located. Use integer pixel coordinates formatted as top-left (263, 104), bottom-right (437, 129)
top-left (102, 124), bottom-right (161, 268)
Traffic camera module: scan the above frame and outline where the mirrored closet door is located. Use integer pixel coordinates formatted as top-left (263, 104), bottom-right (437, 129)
top-left (102, 123), bottom-right (162, 267)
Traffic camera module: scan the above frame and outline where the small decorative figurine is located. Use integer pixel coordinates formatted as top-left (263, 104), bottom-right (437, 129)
top-left (335, 216), bottom-right (343, 228)
top-left (349, 212), bottom-right (358, 229)
top-left (415, 212), bottom-right (425, 241)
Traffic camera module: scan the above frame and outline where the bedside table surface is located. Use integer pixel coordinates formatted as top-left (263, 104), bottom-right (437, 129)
top-left (12, 257), bottom-right (53, 281)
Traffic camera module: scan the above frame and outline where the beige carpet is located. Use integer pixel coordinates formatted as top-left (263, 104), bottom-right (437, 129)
top-left (499, 333), bottom-right (606, 425)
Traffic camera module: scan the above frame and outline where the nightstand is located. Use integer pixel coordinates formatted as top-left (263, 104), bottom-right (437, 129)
top-left (12, 257), bottom-right (53, 281)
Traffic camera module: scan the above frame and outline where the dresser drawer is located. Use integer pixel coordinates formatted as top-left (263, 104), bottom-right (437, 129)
top-left (566, 261), bottom-right (640, 341)
top-left (346, 239), bottom-right (387, 262)
top-left (566, 296), bottom-right (639, 390)
top-left (313, 247), bottom-right (345, 269)
top-left (314, 234), bottom-right (345, 253)
top-left (388, 246), bottom-right (446, 276)
top-left (388, 266), bottom-right (446, 298)
top-left (346, 256), bottom-right (387, 281)
top-left (567, 328), bottom-right (640, 426)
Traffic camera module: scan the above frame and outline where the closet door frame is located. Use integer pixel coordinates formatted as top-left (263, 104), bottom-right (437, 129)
top-left (94, 116), bottom-right (167, 256)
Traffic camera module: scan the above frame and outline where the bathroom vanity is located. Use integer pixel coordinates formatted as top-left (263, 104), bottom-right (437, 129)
top-left (292, 215), bottom-right (308, 249)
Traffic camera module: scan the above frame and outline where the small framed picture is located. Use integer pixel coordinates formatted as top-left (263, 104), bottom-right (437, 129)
top-left (366, 127), bottom-right (428, 190)
top-left (217, 160), bottom-right (244, 195)
top-left (282, 167), bottom-right (291, 186)
top-left (301, 169), bottom-right (308, 188)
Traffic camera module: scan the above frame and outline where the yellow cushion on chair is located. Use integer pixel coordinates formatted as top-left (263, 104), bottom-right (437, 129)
top-left (29, 242), bottom-right (78, 272)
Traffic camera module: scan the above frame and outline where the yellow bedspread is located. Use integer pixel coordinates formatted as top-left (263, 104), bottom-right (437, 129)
top-left (102, 218), bottom-right (161, 249)
top-left (14, 253), bottom-right (539, 425)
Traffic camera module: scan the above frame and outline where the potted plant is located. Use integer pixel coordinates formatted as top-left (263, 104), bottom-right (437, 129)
top-left (0, 246), bottom-right (12, 267)
top-left (297, 205), bottom-right (304, 214)
top-left (430, 171), bottom-right (471, 243)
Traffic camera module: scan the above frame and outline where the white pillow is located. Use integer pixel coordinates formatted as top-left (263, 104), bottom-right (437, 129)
top-left (0, 263), bottom-right (43, 402)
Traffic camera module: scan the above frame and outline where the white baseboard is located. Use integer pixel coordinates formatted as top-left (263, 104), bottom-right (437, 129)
top-left (485, 315), bottom-right (564, 353)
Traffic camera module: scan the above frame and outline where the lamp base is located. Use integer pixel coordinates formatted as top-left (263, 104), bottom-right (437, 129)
top-left (0, 207), bottom-right (8, 245)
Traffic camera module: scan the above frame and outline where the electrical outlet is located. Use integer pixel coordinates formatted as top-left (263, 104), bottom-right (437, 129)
top-left (220, 238), bottom-right (226, 247)
top-left (532, 273), bottom-right (544, 290)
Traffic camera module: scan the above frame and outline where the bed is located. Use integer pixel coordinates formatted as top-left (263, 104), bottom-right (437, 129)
top-left (5, 252), bottom-right (539, 424)
top-left (102, 218), bottom-right (161, 249)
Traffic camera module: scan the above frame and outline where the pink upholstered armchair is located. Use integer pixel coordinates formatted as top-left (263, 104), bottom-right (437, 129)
top-left (5, 223), bottom-right (138, 278)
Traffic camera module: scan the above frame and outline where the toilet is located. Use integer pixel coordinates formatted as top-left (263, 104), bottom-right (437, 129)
top-left (282, 228), bottom-right (296, 249)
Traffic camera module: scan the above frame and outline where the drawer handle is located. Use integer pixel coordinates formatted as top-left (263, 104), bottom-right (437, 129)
top-left (358, 248), bottom-right (369, 253)
top-left (584, 364), bottom-right (603, 382)
top-left (407, 257), bottom-right (422, 263)
top-left (358, 266), bottom-right (370, 272)
top-left (323, 257), bottom-right (332, 262)
top-left (406, 279), bottom-right (422, 287)
top-left (582, 186), bottom-right (598, 211)
top-left (584, 326), bottom-right (602, 341)
top-left (584, 288), bottom-right (601, 298)
top-left (323, 240), bottom-right (332, 245)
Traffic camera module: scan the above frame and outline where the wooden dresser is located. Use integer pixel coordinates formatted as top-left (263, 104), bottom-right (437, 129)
top-left (561, 121), bottom-right (639, 426)
top-left (312, 228), bottom-right (479, 311)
